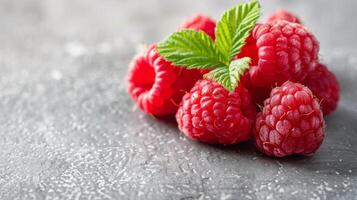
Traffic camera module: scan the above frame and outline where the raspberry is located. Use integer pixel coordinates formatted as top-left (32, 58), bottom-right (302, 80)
top-left (176, 80), bottom-right (256, 144)
top-left (178, 14), bottom-right (216, 39)
top-left (236, 34), bottom-right (259, 65)
top-left (238, 21), bottom-right (319, 88)
top-left (303, 63), bottom-right (340, 115)
top-left (127, 44), bottom-right (202, 116)
top-left (266, 9), bottom-right (302, 24)
top-left (254, 81), bottom-right (325, 157)
top-left (240, 71), bottom-right (271, 107)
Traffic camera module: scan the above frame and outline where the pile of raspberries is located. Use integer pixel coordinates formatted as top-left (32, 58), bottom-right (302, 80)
top-left (127, 10), bottom-right (340, 157)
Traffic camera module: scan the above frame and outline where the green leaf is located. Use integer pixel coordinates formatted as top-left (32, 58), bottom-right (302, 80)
top-left (228, 57), bottom-right (251, 91)
top-left (204, 57), bottom-right (251, 92)
top-left (156, 0), bottom-right (260, 92)
top-left (215, 0), bottom-right (260, 61)
top-left (158, 30), bottom-right (228, 69)
top-left (204, 67), bottom-right (232, 91)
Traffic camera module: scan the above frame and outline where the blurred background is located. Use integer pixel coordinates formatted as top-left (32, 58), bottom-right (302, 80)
top-left (1, 0), bottom-right (357, 54)
top-left (0, 0), bottom-right (356, 199)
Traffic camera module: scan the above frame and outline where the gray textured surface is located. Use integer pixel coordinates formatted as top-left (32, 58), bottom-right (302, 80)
top-left (0, 0), bottom-right (356, 199)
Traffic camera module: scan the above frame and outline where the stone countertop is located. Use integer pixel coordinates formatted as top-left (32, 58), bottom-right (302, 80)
top-left (0, 0), bottom-right (356, 199)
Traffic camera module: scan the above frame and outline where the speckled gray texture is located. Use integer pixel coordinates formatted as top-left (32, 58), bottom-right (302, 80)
top-left (0, 0), bottom-right (356, 199)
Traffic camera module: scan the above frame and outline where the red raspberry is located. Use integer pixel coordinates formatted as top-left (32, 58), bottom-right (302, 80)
top-left (303, 63), bottom-right (340, 115)
top-left (176, 80), bottom-right (257, 144)
top-left (266, 9), bottom-right (302, 24)
top-left (238, 21), bottom-right (319, 88)
top-left (254, 81), bottom-right (325, 157)
top-left (178, 14), bottom-right (216, 39)
top-left (240, 71), bottom-right (271, 107)
top-left (236, 34), bottom-right (259, 66)
top-left (127, 44), bottom-right (202, 116)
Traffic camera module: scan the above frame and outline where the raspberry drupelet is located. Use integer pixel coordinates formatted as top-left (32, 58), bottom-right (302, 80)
top-left (238, 20), bottom-right (320, 88)
top-left (254, 81), bottom-right (325, 157)
top-left (240, 71), bottom-right (272, 107)
top-left (303, 63), bottom-right (340, 115)
top-left (127, 45), bottom-right (202, 116)
top-left (266, 9), bottom-right (302, 24)
top-left (176, 80), bottom-right (257, 144)
top-left (178, 14), bottom-right (216, 40)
